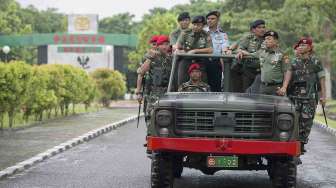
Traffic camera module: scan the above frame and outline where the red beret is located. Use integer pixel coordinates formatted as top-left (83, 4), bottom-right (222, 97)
top-left (188, 63), bottom-right (201, 74)
top-left (297, 37), bottom-right (313, 46)
top-left (149, 35), bottom-right (159, 44)
top-left (156, 35), bottom-right (170, 45)
top-left (297, 37), bottom-right (313, 51)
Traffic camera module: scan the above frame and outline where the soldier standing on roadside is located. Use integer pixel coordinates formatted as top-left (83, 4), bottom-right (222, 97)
top-left (288, 37), bottom-right (326, 152)
top-left (135, 35), bottom-right (172, 126)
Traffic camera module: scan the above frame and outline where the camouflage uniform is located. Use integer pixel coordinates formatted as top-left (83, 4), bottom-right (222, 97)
top-left (176, 28), bottom-right (212, 51)
top-left (170, 28), bottom-right (184, 45)
top-left (178, 80), bottom-right (210, 92)
top-left (258, 48), bottom-right (290, 95)
top-left (143, 52), bottom-right (172, 123)
top-left (237, 33), bottom-right (265, 91)
top-left (289, 55), bottom-right (325, 144)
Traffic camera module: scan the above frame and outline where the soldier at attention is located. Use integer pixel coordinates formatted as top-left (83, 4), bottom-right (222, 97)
top-left (288, 37), bottom-right (326, 152)
top-left (170, 12), bottom-right (191, 52)
top-left (257, 30), bottom-right (291, 96)
top-left (175, 15), bottom-right (213, 54)
top-left (178, 63), bottom-right (210, 92)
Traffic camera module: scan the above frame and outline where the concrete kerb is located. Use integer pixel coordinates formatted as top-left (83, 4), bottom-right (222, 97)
top-left (314, 120), bottom-right (336, 136)
top-left (0, 114), bottom-right (143, 180)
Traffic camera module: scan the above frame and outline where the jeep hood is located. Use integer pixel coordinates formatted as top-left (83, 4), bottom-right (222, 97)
top-left (157, 92), bottom-right (294, 111)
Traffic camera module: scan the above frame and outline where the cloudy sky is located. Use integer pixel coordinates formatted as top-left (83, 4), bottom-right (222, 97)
top-left (16, 0), bottom-right (190, 20)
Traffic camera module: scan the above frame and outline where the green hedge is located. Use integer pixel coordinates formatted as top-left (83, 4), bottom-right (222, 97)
top-left (91, 68), bottom-right (127, 107)
top-left (0, 62), bottom-right (126, 128)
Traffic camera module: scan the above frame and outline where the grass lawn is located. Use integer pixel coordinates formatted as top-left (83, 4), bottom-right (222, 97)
top-left (315, 115), bottom-right (336, 129)
top-left (313, 99), bottom-right (336, 129)
top-left (1, 104), bottom-right (100, 129)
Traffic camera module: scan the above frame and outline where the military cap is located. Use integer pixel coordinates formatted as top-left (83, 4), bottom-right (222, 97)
top-left (188, 63), bottom-right (201, 74)
top-left (156, 35), bottom-right (170, 45)
top-left (250, 19), bottom-right (266, 30)
top-left (192, 16), bottom-right (206, 24)
top-left (177, 12), bottom-right (190, 21)
top-left (264, 30), bottom-right (279, 39)
top-left (206, 10), bottom-right (220, 18)
top-left (148, 35), bottom-right (159, 44)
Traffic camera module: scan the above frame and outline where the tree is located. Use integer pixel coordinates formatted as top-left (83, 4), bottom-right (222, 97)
top-left (91, 69), bottom-right (126, 107)
top-left (24, 66), bottom-right (57, 121)
top-left (2, 61), bottom-right (32, 128)
top-left (99, 13), bottom-right (136, 34)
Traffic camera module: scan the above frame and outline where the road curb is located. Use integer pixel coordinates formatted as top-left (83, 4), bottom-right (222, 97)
top-left (0, 114), bottom-right (143, 180)
top-left (314, 121), bottom-right (336, 136)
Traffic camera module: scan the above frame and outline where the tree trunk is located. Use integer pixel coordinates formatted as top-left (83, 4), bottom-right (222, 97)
top-left (39, 112), bottom-right (43, 121)
top-left (60, 105), bottom-right (64, 116)
top-left (0, 113), bottom-right (4, 130)
top-left (47, 109), bottom-right (52, 119)
top-left (321, 20), bottom-right (333, 99)
top-left (8, 110), bottom-right (15, 129)
top-left (54, 107), bottom-right (58, 117)
top-left (65, 104), bottom-right (69, 116)
top-left (72, 104), bottom-right (75, 115)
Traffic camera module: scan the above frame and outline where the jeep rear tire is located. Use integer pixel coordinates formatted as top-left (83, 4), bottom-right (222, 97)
top-left (270, 157), bottom-right (297, 188)
top-left (151, 152), bottom-right (174, 188)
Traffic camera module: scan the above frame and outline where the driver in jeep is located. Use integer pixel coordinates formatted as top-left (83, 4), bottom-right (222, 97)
top-left (178, 62), bottom-right (211, 92)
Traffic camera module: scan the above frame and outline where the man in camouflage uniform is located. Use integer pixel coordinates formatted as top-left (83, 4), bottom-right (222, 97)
top-left (170, 12), bottom-right (190, 52)
top-left (176, 15), bottom-right (213, 54)
top-left (256, 30), bottom-right (291, 96)
top-left (136, 35), bottom-right (172, 126)
top-left (178, 63), bottom-right (210, 92)
top-left (288, 37), bottom-right (326, 152)
top-left (235, 19), bottom-right (267, 92)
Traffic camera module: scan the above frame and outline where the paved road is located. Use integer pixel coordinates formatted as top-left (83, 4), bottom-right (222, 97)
top-left (0, 108), bottom-right (137, 170)
top-left (1, 119), bottom-right (336, 188)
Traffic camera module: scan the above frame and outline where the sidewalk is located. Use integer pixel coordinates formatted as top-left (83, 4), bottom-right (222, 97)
top-left (0, 106), bottom-right (138, 171)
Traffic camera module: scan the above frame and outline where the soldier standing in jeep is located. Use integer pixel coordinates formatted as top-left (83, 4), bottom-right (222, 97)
top-left (257, 30), bottom-right (292, 96)
top-left (234, 19), bottom-right (267, 92)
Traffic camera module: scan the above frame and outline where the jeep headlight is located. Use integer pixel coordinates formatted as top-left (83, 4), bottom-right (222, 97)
top-left (277, 114), bottom-right (293, 131)
top-left (156, 110), bottom-right (173, 127)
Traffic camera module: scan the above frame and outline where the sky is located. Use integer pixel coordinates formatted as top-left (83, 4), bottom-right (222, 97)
top-left (16, 0), bottom-right (191, 20)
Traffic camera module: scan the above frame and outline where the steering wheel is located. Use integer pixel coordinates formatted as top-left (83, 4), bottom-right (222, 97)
top-left (181, 85), bottom-right (206, 92)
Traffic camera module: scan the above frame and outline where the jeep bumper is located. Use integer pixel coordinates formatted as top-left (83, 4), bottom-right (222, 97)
top-left (147, 136), bottom-right (301, 157)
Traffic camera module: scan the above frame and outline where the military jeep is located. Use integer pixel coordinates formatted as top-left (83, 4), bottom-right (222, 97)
top-left (146, 53), bottom-right (301, 188)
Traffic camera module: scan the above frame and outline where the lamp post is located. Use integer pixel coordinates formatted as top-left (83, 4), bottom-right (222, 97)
top-left (106, 45), bottom-right (112, 69)
top-left (2, 45), bottom-right (10, 63)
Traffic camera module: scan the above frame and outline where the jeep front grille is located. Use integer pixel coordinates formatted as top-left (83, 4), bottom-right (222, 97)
top-left (175, 110), bottom-right (273, 138)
